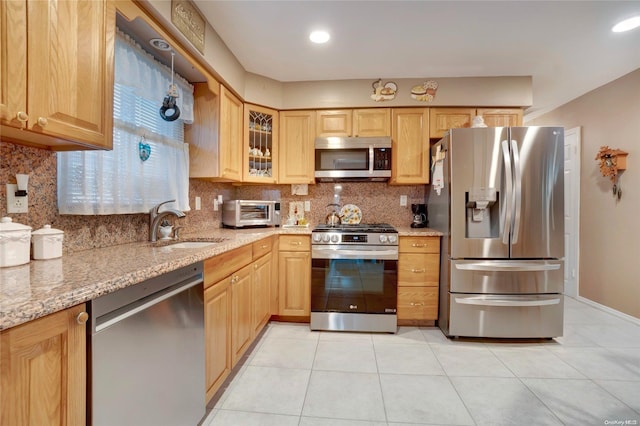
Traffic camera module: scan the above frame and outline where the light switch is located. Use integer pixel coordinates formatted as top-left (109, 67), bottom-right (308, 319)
top-left (400, 195), bottom-right (408, 207)
top-left (195, 196), bottom-right (201, 210)
top-left (304, 201), bottom-right (311, 212)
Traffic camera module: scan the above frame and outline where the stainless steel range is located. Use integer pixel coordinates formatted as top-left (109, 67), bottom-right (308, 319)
top-left (310, 223), bottom-right (398, 333)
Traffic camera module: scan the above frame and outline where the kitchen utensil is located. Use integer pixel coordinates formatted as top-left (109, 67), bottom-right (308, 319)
top-left (339, 204), bottom-right (362, 224)
top-left (0, 217), bottom-right (32, 267)
top-left (32, 224), bottom-right (64, 259)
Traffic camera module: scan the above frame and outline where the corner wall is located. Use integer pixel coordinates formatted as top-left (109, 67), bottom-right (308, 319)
top-left (526, 68), bottom-right (640, 319)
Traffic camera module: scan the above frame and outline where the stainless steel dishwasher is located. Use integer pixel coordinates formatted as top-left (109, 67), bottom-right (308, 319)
top-left (89, 262), bottom-right (205, 426)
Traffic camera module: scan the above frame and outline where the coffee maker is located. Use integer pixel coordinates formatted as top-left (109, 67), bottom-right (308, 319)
top-left (411, 203), bottom-right (428, 228)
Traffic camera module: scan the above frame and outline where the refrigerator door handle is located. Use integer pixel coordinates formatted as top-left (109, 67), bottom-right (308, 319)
top-left (455, 296), bottom-right (561, 307)
top-left (501, 140), bottom-right (513, 245)
top-left (510, 139), bottom-right (522, 244)
top-left (455, 262), bottom-right (561, 272)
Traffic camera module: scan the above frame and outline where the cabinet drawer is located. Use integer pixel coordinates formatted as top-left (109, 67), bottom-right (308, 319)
top-left (279, 235), bottom-right (310, 251)
top-left (398, 253), bottom-right (439, 286)
top-left (204, 245), bottom-right (252, 288)
top-left (252, 236), bottom-right (274, 260)
top-left (399, 236), bottom-right (440, 253)
top-left (397, 287), bottom-right (438, 320)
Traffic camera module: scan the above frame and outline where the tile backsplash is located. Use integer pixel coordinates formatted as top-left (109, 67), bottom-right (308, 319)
top-left (1, 141), bottom-right (426, 254)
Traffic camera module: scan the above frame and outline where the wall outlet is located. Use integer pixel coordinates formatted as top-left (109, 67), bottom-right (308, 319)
top-left (195, 196), bottom-right (201, 210)
top-left (400, 195), bottom-right (407, 207)
top-left (213, 199), bottom-right (219, 211)
top-left (6, 184), bottom-right (28, 213)
top-left (304, 201), bottom-right (311, 212)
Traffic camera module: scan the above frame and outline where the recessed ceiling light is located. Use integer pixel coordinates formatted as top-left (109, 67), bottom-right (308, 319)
top-left (149, 38), bottom-right (172, 51)
top-left (612, 16), bottom-right (640, 32)
top-left (309, 30), bottom-right (330, 44)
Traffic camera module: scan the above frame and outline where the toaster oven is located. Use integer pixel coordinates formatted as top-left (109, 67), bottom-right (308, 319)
top-left (222, 200), bottom-right (280, 228)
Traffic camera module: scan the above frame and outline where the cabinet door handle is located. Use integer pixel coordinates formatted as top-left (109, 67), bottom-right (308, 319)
top-left (411, 268), bottom-right (426, 273)
top-left (37, 117), bottom-right (48, 127)
top-left (290, 241), bottom-right (302, 246)
top-left (16, 111), bottom-right (29, 123)
top-left (411, 243), bottom-right (426, 247)
top-left (76, 311), bottom-right (89, 324)
top-left (261, 245), bottom-right (268, 249)
top-left (410, 302), bottom-right (425, 307)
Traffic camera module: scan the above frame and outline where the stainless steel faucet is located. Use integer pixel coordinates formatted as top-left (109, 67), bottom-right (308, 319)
top-left (149, 200), bottom-right (186, 242)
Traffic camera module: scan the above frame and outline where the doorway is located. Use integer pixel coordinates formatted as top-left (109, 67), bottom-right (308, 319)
top-left (564, 127), bottom-right (581, 297)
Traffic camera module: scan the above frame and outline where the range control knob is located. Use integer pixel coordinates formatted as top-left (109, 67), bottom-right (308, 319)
top-left (388, 235), bottom-right (398, 244)
top-left (330, 234), bottom-right (339, 243)
top-left (322, 234), bottom-right (330, 243)
top-left (379, 235), bottom-right (388, 243)
top-left (312, 234), bottom-right (321, 243)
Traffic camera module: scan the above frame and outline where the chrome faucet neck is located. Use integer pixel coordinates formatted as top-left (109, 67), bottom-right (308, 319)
top-left (149, 200), bottom-right (185, 242)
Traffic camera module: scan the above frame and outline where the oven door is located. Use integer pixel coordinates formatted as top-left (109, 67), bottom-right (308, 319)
top-left (311, 245), bottom-right (398, 314)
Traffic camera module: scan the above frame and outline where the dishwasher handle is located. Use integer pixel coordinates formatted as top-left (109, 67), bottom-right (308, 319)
top-left (94, 277), bottom-right (202, 333)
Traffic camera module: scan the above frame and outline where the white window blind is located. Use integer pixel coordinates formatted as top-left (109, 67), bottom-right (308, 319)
top-left (57, 30), bottom-right (193, 215)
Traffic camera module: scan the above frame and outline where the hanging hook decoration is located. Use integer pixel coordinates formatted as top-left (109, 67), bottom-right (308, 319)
top-left (160, 52), bottom-right (181, 122)
top-left (138, 133), bottom-right (151, 161)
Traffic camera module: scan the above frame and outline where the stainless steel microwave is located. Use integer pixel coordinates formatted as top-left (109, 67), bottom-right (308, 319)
top-left (314, 137), bottom-right (392, 182)
top-left (222, 200), bottom-right (281, 228)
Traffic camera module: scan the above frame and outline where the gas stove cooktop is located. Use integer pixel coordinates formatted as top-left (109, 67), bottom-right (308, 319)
top-left (312, 223), bottom-right (397, 233)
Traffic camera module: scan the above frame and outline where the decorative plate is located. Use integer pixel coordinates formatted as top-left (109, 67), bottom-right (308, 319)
top-left (340, 204), bottom-right (362, 224)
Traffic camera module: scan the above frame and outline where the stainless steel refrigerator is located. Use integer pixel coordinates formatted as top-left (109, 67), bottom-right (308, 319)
top-left (429, 127), bottom-right (564, 338)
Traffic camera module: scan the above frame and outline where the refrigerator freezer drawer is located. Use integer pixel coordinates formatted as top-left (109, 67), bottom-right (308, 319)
top-left (448, 294), bottom-right (563, 338)
top-left (450, 259), bottom-right (563, 294)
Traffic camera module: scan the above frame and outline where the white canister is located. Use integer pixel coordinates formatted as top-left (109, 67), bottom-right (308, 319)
top-left (32, 225), bottom-right (64, 260)
top-left (0, 217), bottom-right (32, 267)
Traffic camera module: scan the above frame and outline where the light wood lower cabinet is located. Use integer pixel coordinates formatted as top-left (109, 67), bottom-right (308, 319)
top-left (204, 237), bottom-right (274, 400)
top-left (204, 279), bottom-right (231, 402)
top-left (252, 252), bottom-right (272, 335)
top-left (278, 235), bottom-right (311, 317)
top-left (231, 263), bottom-right (253, 365)
top-left (397, 236), bottom-right (441, 322)
top-left (1, 304), bottom-right (87, 426)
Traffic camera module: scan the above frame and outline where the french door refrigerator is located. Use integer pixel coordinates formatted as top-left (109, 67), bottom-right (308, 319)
top-left (430, 127), bottom-right (564, 338)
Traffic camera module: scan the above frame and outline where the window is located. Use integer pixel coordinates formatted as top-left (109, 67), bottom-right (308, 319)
top-left (57, 30), bottom-right (193, 215)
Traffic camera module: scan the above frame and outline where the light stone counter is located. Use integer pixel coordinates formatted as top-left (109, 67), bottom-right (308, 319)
top-left (396, 226), bottom-right (443, 237)
top-left (0, 227), bottom-right (310, 331)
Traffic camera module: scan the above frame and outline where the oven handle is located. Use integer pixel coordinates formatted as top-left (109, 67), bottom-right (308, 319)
top-left (312, 247), bottom-right (398, 260)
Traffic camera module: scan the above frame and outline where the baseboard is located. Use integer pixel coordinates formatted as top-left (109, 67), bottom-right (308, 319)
top-left (574, 295), bottom-right (640, 326)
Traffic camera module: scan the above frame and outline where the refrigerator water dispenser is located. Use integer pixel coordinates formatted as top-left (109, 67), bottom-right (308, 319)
top-left (465, 188), bottom-right (499, 238)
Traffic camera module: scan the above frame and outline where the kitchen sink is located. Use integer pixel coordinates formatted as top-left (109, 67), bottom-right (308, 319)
top-left (168, 241), bottom-right (218, 249)
top-left (152, 237), bottom-right (228, 249)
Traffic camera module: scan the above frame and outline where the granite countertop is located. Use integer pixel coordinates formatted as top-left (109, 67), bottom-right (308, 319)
top-left (0, 226), bottom-right (441, 331)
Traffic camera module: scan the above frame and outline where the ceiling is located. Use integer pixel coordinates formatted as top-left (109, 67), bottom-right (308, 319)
top-left (193, 0), bottom-right (640, 119)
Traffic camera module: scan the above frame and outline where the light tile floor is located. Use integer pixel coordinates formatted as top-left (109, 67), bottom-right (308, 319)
top-left (202, 297), bottom-right (640, 425)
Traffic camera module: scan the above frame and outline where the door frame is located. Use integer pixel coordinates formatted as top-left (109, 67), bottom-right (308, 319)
top-left (564, 127), bottom-right (581, 298)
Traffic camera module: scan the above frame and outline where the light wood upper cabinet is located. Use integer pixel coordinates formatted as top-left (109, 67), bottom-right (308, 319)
top-left (1, 0), bottom-right (115, 150)
top-left (429, 107), bottom-right (523, 139)
top-left (219, 86), bottom-right (244, 181)
top-left (316, 109), bottom-right (390, 137)
top-left (391, 108), bottom-right (430, 185)
top-left (316, 109), bottom-right (352, 137)
top-left (477, 108), bottom-right (523, 127)
top-left (244, 104), bottom-right (278, 183)
top-left (1, 304), bottom-right (87, 426)
top-left (353, 108), bottom-right (391, 137)
top-left (279, 110), bottom-right (316, 184)
top-left (429, 108), bottom-right (475, 139)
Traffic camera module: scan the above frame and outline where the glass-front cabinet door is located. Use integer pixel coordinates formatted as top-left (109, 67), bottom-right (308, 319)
top-left (244, 104), bottom-right (278, 183)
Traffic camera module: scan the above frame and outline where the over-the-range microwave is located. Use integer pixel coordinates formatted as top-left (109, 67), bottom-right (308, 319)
top-left (222, 200), bottom-right (281, 228)
top-left (314, 136), bottom-right (392, 182)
